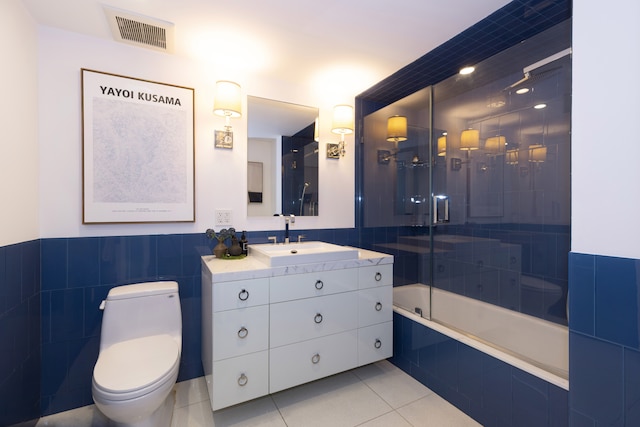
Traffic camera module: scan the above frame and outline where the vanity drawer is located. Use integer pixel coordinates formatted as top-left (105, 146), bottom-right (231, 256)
top-left (270, 268), bottom-right (358, 303)
top-left (358, 321), bottom-right (393, 366)
top-left (270, 292), bottom-right (358, 348)
top-left (213, 277), bottom-right (269, 312)
top-left (358, 286), bottom-right (393, 327)
top-left (211, 350), bottom-right (269, 411)
top-left (269, 330), bottom-right (358, 393)
top-left (213, 305), bottom-right (269, 361)
top-left (358, 264), bottom-right (393, 289)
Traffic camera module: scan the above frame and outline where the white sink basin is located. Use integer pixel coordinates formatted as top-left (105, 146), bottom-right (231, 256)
top-left (249, 241), bottom-right (359, 267)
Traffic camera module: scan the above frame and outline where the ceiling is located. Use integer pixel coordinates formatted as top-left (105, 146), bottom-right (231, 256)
top-left (21, 0), bottom-right (511, 96)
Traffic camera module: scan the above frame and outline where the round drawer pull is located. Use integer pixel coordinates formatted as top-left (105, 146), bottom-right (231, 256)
top-left (375, 272), bottom-right (382, 282)
top-left (238, 373), bottom-right (248, 387)
top-left (315, 280), bottom-right (324, 290)
top-left (375, 302), bottom-right (383, 311)
top-left (311, 353), bottom-right (321, 364)
top-left (374, 339), bottom-right (382, 349)
top-left (238, 289), bottom-right (249, 301)
top-left (314, 313), bottom-right (323, 324)
top-left (238, 327), bottom-right (248, 339)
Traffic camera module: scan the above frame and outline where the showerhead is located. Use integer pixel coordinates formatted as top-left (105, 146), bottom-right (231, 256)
top-left (304, 182), bottom-right (310, 187)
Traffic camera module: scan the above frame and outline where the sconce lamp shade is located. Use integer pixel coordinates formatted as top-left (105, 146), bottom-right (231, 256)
top-left (437, 136), bottom-right (447, 156)
top-left (386, 115), bottom-right (408, 142)
top-left (213, 80), bottom-right (242, 118)
top-left (331, 105), bottom-right (354, 135)
top-left (506, 149), bottom-right (519, 164)
top-left (485, 135), bottom-right (506, 152)
top-left (460, 129), bottom-right (480, 150)
top-left (314, 117), bottom-right (320, 142)
top-left (529, 144), bottom-right (547, 162)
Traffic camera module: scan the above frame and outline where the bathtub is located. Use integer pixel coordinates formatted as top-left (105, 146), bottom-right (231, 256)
top-left (393, 284), bottom-right (568, 390)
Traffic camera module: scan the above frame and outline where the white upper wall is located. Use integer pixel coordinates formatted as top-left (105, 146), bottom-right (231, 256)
top-left (572, 0), bottom-right (640, 259)
top-left (37, 27), bottom-right (355, 238)
top-left (0, 0), bottom-right (39, 246)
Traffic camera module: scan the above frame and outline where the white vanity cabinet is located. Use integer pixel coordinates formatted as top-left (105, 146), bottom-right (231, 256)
top-left (201, 271), bottom-right (270, 411)
top-left (201, 249), bottom-right (393, 411)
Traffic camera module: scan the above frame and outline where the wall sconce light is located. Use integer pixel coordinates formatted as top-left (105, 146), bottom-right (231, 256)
top-left (485, 135), bottom-right (506, 153)
top-left (386, 115), bottom-right (408, 142)
top-left (437, 134), bottom-right (447, 157)
top-left (460, 129), bottom-right (480, 151)
top-left (505, 149), bottom-right (519, 165)
top-left (213, 80), bottom-right (242, 149)
top-left (528, 144), bottom-right (547, 163)
top-left (327, 104), bottom-right (354, 159)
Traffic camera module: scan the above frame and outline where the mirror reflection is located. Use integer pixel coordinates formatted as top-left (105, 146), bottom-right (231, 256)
top-left (247, 96), bottom-right (319, 217)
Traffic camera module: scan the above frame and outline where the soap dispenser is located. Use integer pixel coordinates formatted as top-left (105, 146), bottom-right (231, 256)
top-left (240, 231), bottom-right (248, 256)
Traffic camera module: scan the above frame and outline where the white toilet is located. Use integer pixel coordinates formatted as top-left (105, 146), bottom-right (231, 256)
top-left (92, 281), bottom-right (182, 427)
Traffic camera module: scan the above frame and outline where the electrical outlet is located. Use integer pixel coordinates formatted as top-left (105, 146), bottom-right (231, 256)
top-left (215, 210), bottom-right (232, 226)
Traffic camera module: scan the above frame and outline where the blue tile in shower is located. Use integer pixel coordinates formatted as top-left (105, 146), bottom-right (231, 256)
top-left (549, 384), bottom-right (569, 427)
top-left (569, 410), bottom-right (596, 427)
top-left (126, 235), bottom-right (157, 281)
top-left (157, 234), bottom-right (183, 277)
top-left (512, 371), bottom-right (548, 427)
top-left (570, 332), bottom-right (623, 425)
top-left (457, 344), bottom-right (483, 404)
top-left (482, 356), bottom-right (512, 424)
top-left (41, 238), bottom-right (68, 291)
top-left (569, 253), bottom-right (594, 335)
top-left (68, 237), bottom-right (100, 288)
top-left (625, 347), bottom-right (640, 426)
top-left (436, 339), bottom-right (458, 386)
top-left (594, 255), bottom-right (640, 349)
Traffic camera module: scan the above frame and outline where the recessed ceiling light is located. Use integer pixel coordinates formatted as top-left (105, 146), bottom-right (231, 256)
top-left (459, 66), bottom-right (475, 75)
top-left (516, 87), bottom-right (530, 94)
top-left (534, 103), bottom-right (547, 109)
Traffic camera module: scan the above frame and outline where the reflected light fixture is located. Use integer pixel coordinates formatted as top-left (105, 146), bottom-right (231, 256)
top-left (328, 104), bottom-right (354, 158)
top-left (213, 80), bottom-right (242, 148)
top-left (505, 149), bottom-right (519, 165)
top-left (437, 134), bottom-right (447, 156)
top-left (460, 129), bottom-right (480, 151)
top-left (529, 144), bottom-right (547, 163)
top-left (386, 115), bottom-right (408, 142)
top-left (459, 66), bottom-right (475, 75)
top-left (485, 135), bottom-right (506, 153)
top-left (516, 87), bottom-right (530, 95)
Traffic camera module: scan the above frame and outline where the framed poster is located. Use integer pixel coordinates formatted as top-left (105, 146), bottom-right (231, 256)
top-left (81, 69), bottom-right (195, 223)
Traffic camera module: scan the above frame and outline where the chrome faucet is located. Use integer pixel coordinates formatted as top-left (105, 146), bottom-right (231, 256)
top-left (281, 214), bottom-right (295, 244)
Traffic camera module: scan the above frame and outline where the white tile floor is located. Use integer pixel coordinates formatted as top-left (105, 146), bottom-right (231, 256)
top-left (28, 361), bottom-right (481, 427)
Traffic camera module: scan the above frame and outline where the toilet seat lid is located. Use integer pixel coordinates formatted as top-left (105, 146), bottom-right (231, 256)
top-left (93, 335), bottom-right (179, 394)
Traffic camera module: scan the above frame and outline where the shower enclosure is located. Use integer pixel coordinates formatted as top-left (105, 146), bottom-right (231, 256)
top-left (359, 21), bottom-right (571, 360)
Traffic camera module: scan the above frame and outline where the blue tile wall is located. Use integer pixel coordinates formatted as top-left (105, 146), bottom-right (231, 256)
top-left (36, 229), bottom-right (354, 417)
top-left (391, 312), bottom-right (569, 426)
top-left (0, 240), bottom-right (41, 427)
top-left (569, 252), bottom-right (640, 426)
top-left (358, 0), bottom-right (571, 105)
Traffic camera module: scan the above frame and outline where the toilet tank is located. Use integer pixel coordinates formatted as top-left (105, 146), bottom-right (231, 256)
top-left (99, 281), bottom-right (182, 351)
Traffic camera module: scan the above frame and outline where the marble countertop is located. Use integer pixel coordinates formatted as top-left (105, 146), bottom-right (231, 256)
top-left (202, 246), bottom-right (393, 282)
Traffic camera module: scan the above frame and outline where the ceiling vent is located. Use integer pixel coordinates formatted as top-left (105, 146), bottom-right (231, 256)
top-left (104, 6), bottom-right (175, 53)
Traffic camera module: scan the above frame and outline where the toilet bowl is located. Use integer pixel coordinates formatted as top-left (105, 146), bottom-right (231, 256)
top-left (92, 281), bottom-right (182, 427)
top-left (520, 275), bottom-right (563, 317)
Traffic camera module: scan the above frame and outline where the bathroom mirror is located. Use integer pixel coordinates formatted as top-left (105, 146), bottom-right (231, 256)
top-left (247, 96), bottom-right (319, 217)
